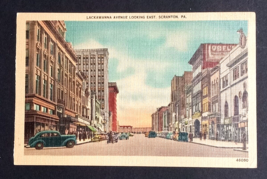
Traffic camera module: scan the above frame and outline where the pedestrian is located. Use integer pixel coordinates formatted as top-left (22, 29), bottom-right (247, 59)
top-left (109, 131), bottom-right (113, 144)
top-left (78, 130), bottom-right (82, 141)
top-left (83, 131), bottom-right (86, 141)
top-left (216, 131), bottom-right (219, 141)
top-left (204, 132), bottom-right (206, 140)
top-left (199, 132), bottom-right (202, 140)
top-left (242, 132), bottom-right (246, 150)
top-left (234, 132), bottom-right (238, 145)
top-left (189, 133), bottom-right (193, 142)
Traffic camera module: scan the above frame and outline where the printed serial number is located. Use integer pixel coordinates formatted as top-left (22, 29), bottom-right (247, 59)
top-left (236, 159), bottom-right (248, 162)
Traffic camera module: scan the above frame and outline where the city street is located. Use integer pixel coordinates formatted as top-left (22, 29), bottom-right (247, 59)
top-left (25, 134), bottom-right (248, 157)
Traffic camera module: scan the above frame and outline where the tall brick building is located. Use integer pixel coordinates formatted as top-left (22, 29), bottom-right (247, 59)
top-left (24, 21), bottom-right (90, 143)
top-left (108, 82), bottom-right (119, 131)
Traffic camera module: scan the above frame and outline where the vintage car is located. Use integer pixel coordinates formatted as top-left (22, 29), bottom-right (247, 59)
top-left (166, 132), bottom-right (173, 140)
top-left (145, 132), bottom-right (149, 137)
top-left (99, 134), bottom-right (107, 140)
top-left (119, 133), bottom-right (129, 140)
top-left (178, 132), bottom-right (188, 142)
top-left (160, 132), bottom-right (168, 138)
top-left (27, 130), bottom-right (76, 150)
top-left (128, 133), bottom-right (134, 137)
top-left (148, 131), bottom-right (157, 138)
top-left (91, 134), bottom-right (101, 142)
top-left (157, 132), bottom-right (161, 137)
top-left (107, 133), bottom-right (119, 143)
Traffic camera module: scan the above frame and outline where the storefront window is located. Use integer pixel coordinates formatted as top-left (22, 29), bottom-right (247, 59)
top-left (34, 104), bottom-right (40, 111)
top-left (224, 101), bottom-right (228, 117)
top-left (234, 96), bottom-right (239, 115)
top-left (242, 90), bottom-right (248, 109)
top-left (25, 103), bottom-right (30, 110)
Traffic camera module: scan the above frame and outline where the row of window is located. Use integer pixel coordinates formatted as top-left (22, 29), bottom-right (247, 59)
top-left (222, 61), bottom-right (248, 89)
top-left (224, 91), bottom-right (248, 118)
top-left (25, 103), bottom-right (54, 115)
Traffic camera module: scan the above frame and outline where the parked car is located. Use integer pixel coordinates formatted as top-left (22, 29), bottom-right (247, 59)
top-left (148, 131), bottom-right (157, 138)
top-left (119, 133), bottom-right (129, 140)
top-left (145, 132), bottom-right (149, 137)
top-left (99, 134), bottom-right (107, 140)
top-left (160, 132), bottom-right (168, 138)
top-left (27, 130), bottom-right (76, 150)
top-left (91, 134), bottom-right (101, 142)
top-left (166, 132), bottom-right (173, 140)
top-left (157, 132), bottom-right (161, 137)
top-left (129, 133), bottom-right (134, 137)
top-left (107, 133), bottom-right (119, 143)
top-left (178, 132), bottom-right (188, 142)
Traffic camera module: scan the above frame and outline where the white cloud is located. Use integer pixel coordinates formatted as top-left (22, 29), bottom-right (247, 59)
top-left (75, 40), bottom-right (172, 127)
top-left (165, 32), bottom-right (189, 51)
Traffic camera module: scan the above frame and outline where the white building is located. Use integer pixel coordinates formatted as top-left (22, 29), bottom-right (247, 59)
top-left (219, 29), bottom-right (248, 142)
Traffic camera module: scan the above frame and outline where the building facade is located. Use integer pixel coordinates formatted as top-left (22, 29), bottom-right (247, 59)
top-left (108, 82), bottom-right (119, 132)
top-left (75, 48), bottom-right (110, 132)
top-left (118, 125), bottom-right (133, 133)
top-left (208, 65), bottom-right (220, 139)
top-left (220, 30), bottom-right (248, 142)
top-left (24, 21), bottom-right (85, 143)
top-left (132, 127), bottom-right (152, 133)
top-left (188, 43), bottom-right (236, 137)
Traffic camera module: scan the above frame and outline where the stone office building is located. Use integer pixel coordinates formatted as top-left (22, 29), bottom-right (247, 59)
top-left (219, 29), bottom-right (248, 142)
top-left (24, 21), bottom-right (82, 143)
top-left (75, 48), bottom-right (110, 132)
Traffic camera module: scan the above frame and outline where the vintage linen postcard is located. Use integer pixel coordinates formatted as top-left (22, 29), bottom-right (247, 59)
top-left (14, 12), bottom-right (256, 168)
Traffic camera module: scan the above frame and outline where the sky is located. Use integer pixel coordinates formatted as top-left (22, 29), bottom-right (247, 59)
top-left (65, 20), bottom-right (247, 127)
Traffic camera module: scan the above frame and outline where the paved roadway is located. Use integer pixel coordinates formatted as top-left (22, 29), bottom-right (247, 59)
top-left (24, 134), bottom-right (248, 157)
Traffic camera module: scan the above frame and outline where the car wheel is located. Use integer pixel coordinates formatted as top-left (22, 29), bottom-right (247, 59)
top-left (66, 140), bottom-right (75, 148)
top-left (35, 142), bottom-right (43, 150)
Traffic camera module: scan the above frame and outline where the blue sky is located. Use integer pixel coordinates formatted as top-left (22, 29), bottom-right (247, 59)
top-left (65, 20), bottom-right (247, 127)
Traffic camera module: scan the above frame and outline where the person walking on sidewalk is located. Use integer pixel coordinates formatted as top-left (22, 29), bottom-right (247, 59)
top-left (204, 132), bottom-right (206, 140)
top-left (242, 132), bottom-right (246, 150)
top-left (199, 132), bottom-right (202, 140)
top-left (216, 131), bottom-right (219, 141)
top-left (83, 131), bottom-right (86, 141)
top-left (234, 132), bottom-right (238, 145)
top-left (78, 130), bottom-right (82, 141)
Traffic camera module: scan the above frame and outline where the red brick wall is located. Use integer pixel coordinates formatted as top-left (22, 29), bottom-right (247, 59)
top-left (109, 87), bottom-right (118, 131)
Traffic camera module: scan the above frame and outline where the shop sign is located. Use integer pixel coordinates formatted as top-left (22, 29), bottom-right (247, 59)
top-left (239, 122), bottom-right (247, 128)
top-left (224, 117), bottom-right (232, 125)
top-left (205, 44), bottom-right (236, 62)
top-left (192, 112), bottom-right (201, 119)
top-left (57, 107), bottom-right (62, 113)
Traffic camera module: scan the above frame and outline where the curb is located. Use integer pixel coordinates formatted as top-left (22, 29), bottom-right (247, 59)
top-left (190, 141), bottom-right (244, 149)
top-left (233, 149), bottom-right (249, 153)
top-left (76, 141), bottom-right (92, 145)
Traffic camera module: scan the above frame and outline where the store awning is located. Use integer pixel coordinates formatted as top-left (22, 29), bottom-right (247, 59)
top-left (73, 122), bottom-right (87, 126)
top-left (87, 125), bottom-right (97, 132)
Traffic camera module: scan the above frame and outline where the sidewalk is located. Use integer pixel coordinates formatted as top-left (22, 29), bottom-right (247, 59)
top-left (76, 139), bottom-right (92, 145)
top-left (190, 138), bottom-right (248, 151)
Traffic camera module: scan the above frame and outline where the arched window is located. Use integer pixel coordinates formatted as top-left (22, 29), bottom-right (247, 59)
top-left (243, 90), bottom-right (248, 109)
top-left (234, 96), bottom-right (239, 115)
top-left (224, 101), bottom-right (229, 117)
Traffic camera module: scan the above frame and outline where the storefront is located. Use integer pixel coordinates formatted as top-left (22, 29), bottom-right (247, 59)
top-left (208, 116), bottom-right (219, 140)
top-left (201, 119), bottom-right (209, 136)
top-left (192, 112), bottom-right (201, 137)
top-left (222, 117), bottom-right (232, 141)
top-left (24, 115), bottom-right (59, 144)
